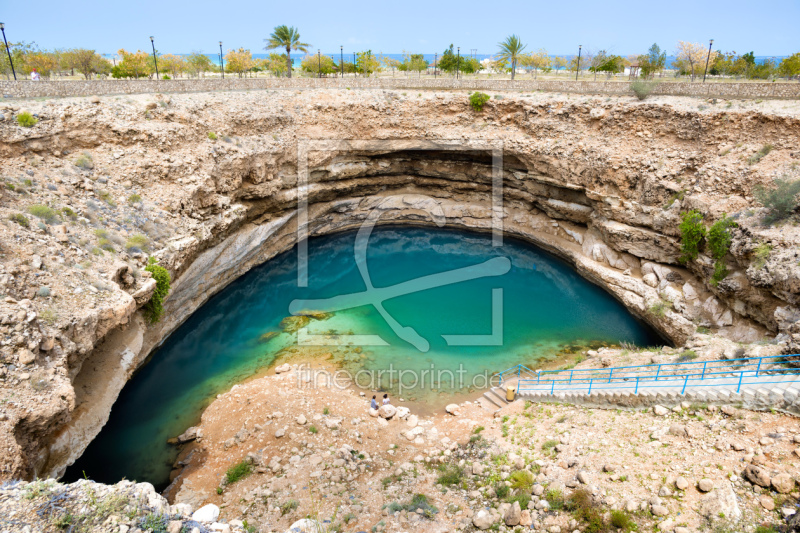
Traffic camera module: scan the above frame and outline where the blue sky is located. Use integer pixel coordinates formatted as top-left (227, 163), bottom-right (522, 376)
top-left (2, 0), bottom-right (798, 57)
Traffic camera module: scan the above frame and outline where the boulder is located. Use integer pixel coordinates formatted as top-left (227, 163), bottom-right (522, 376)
top-left (651, 504), bottom-right (668, 517)
top-left (17, 349), bottom-right (35, 366)
top-left (697, 479), bottom-right (714, 492)
top-left (675, 476), bottom-right (689, 490)
top-left (504, 501), bottom-right (521, 526)
top-left (668, 424), bottom-right (688, 437)
top-left (772, 473), bottom-right (795, 494)
top-left (275, 363), bottom-right (291, 374)
top-left (653, 405), bottom-right (669, 416)
top-left (177, 427), bottom-right (200, 443)
top-left (275, 427), bottom-right (286, 438)
top-left (744, 464), bottom-right (771, 487)
top-left (396, 406), bottom-right (410, 418)
top-left (191, 504), bottom-right (220, 522)
top-left (378, 404), bottom-right (397, 419)
top-left (473, 509), bottom-right (495, 530)
top-left (698, 481), bottom-right (741, 520)
top-left (368, 408), bottom-right (379, 418)
top-left (520, 509), bottom-right (532, 527)
top-left (577, 471), bottom-right (591, 484)
top-left (296, 414), bottom-right (307, 425)
top-left (406, 414), bottom-right (418, 428)
top-left (445, 403), bottom-right (460, 415)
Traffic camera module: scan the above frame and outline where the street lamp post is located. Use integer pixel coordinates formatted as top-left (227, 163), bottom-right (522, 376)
top-left (575, 45), bottom-right (582, 81)
top-left (456, 47), bottom-right (460, 80)
top-left (0, 23), bottom-right (15, 81)
top-left (219, 42), bottom-right (224, 79)
top-left (150, 36), bottom-right (159, 80)
top-left (340, 46), bottom-right (343, 78)
top-left (703, 39), bottom-right (714, 83)
top-left (434, 53), bottom-right (437, 77)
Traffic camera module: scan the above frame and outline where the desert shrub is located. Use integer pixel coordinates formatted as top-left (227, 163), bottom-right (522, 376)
top-left (17, 112), bottom-right (38, 127)
top-left (508, 470), bottom-right (535, 492)
top-left (506, 492), bottom-right (531, 510)
top-left (545, 488), bottom-right (565, 510)
top-left (469, 92), bottom-right (491, 111)
top-left (225, 460), bottom-right (252, 484)
top-left (677, 350), bottom-right (698, 362)
top-left (207, 132), bottom-right (218, 140)
top-left (436, 464), bottom-right (464, 486)
top-left (98, 238), bottom-right (115, 252)
top-left (139, 513), bottom-right (168, 532)
top-left (127, 193), bottom-right (142, 205)
top-left (678, 210), bottom-right (706, 263)
top-left (75, 153), bottom-right (94, 170)
top-left (755, 178), bottom-right (800, 225)
top-left (708, 214), bottom-right (736, 285)
top-left (97, 190), bottom-right (116, 207)
top-left (143, 258), bottom-right (171, 323)
top-left (649, 298), bottom-right (671, 317)
top-left (631, 80), bottom-right (657, 100)
top-left (10, 213), bottom-right (30, 227)
top-left (61, 207), bottom-right (77, 219)
top-left (400, 494), bottom-right (439, 519)
top-left (280, 499), bottom-right (299, 516)
top-left (541, 439), bottom-right (558, 450)
top-left (27, 204), bottom-right (59, 224)
top-left (309, 425), bottom-right (318, 434)
top-left (125, 234), bottom-right (150, 253)
top-left (566, 489), bottom-right (605, 532)
top-left (747, 144), bottom-right (773, 165)
top-left (752, 243), bottom-right (772, 270)
top-left (610, 509), bottom-right (636, 531)
top-left (493, 482), bottom-right (510, 499)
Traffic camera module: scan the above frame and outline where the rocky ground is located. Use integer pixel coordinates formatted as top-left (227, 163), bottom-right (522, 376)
top-left (0, 88), bottom-right (799, 531)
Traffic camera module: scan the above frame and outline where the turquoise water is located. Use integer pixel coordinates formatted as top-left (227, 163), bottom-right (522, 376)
top-left (64, 226), bottom-right (662, 489)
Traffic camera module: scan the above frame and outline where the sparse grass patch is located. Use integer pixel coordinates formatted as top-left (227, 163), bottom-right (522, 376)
top-left (752, 243), bottom-right (772, 270)
top-left (225, 460), bottom-right (252, 484)
top-left (27, 204), bottom-right (59, 224)
top-left (75, 153), bottom-right (94, 170)
top-left (10, 213), bottom-right (30, 227)
top-left (125, 233), bottom-right (149, 253)
top-left (280, 499), bottom-right (299, 516)
top-left (96, 190), bottom-right (116, 207)
top-left (385, 494), bottom-right (439, 519)
top-left (545, 488), bottom-right (565, 510)
top-left (508, 470), bottom-right (535, 492)
top-left (748, 144), bottom-right (773, 165)
top-left (542, 439), bottom-right (558, 451)
top-left (127, 193), bottom-right (142, 205)
top-left (309, 425), bottom-right (318, 434)
top-left (436, 464), bottom-right (464, 487)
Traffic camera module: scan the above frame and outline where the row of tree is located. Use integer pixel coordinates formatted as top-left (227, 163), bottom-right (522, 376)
top-left (3, 30), bottom-right (799, 81)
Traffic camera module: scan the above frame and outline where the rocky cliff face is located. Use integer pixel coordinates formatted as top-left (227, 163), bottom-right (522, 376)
top-left (0, 89), bottom-right (798, 481)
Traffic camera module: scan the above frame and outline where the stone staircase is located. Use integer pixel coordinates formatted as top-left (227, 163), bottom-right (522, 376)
top-left (481, 358), bottom-right (800, 415)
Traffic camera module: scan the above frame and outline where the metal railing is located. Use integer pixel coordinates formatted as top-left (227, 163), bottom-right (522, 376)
top-left (495, 355), bottom-right (800, 397)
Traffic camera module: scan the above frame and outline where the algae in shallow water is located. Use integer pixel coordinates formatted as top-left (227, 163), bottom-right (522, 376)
top-left (279, 315), bottom-right (311, 333)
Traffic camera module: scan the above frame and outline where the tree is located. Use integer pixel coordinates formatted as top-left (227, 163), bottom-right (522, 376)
top-left (264, 25), bottom-right (309, 78)
top-left (461, 57), bottom-right (481, 74)
top-left (399, 52), bottom-right (428, 78)
top-left (497, 34), bottom-right (527, 80)
top-left (551, 56), bottom-right (568, 74)
top-left (676, 41), bottom-right (717, 81)
top-left (21, 49), bottom-right (58, 78)
top-left (638, 43), bottom-right (666, 78)
top-left (160, 54), bottom-right (187, 79)
top-left (383, 56), bottom-right (401, 76)
top-left (356, 50), bottom-right (380, 77)
top-left (265, 53), bottom-right (289, 77)
top-left (66, 49), bottom-right (106, 79)
top-left (0, 40), bottom-right (35, 80)
top-left (186, 52), bottom-right (213, 78)
top-left (225, 48), bottom-right (254, 77)
top-left (300, 53), bottom-right (337, 76)
top-left (438, 44), bottom-right (469, 74)
top-left (523, 49), bottom-right (550, 79)
top-left (778, 53), bottom-right (800, 80)
top-left (593, 53), bottom-right (625, 79)
top-left (112, 49), bottom-right (152, 79)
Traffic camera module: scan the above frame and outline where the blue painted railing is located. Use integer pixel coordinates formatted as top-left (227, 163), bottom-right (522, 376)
top-left (495, 355), bottom-right (800, 397)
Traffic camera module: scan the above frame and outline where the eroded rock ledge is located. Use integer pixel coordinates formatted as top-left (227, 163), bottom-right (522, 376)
top-left (0, 89), bottom-right (798, 482)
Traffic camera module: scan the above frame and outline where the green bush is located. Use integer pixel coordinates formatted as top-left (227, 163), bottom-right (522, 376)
top-left (280, 499), bottom-right (299, 516)
top-left (436, 464), bottom-right (464, 487)
top-left (10, 213), bottom-right (30, 227)
top-left (17, 112), bottom-right (38, 127)
top-left (631, 80), bottom-right (657, 100)
top-left (207, 132), bottom-right (218, 140)
top-left (61, 207), bottom-right (77, 219)
top-left (755, 177), bottom-right (800, 225)
top-left (127, 194), bottom-right (142, 205)
top-left (27, 204), bottom-right (59, 224)
top-left (469, 92), bottom-right (491, 111)
top-left (225, 460), bottom-right (252, 484)
top-left (545, 488), bottom-right (565, 510)
top-left (678, 210), bottom-right (706, 263)
top-left (494, 482), bottom-right (509, 499)
top-left (541, 439), bottom-right (558, 450)
top-left (610, 509), bottom-right (636, 531)
top-left (143, 258), bottom-right (171, 324)
top-left (708, 214), bottom-right (736, 285)
top-left (747, 144), bottom-right (773, 165)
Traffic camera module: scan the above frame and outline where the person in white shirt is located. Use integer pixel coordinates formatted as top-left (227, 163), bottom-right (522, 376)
top-left (382, 394), bottom-right (390, 405)
top-left (30, 69), bottom-right (40, 81)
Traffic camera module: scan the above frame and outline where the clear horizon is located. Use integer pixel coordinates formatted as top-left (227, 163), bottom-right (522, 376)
top-left (2, 0), bottom-right (798, 57)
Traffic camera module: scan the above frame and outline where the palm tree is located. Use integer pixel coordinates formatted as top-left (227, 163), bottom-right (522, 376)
top-left (497, 35), bottom-right (527, 80)
top-left (264, 26), bottom-right (309, 78)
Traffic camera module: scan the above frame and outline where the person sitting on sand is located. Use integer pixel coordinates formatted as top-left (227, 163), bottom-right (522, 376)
top-left (370, 395), bottom-right (378, 410)
top-left (382, 393), bottom-right (390, 405)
